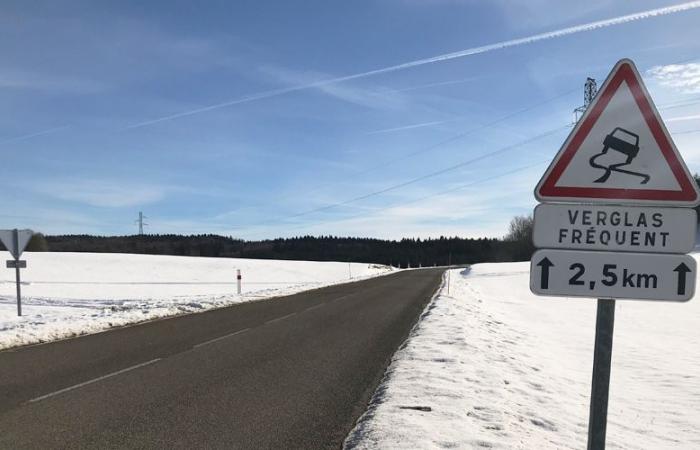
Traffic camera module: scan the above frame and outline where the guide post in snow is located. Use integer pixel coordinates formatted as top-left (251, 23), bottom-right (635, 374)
top-left (0, 229), bottom-right (34, 316)
top-left (529, 59), bottom-right (700, 450)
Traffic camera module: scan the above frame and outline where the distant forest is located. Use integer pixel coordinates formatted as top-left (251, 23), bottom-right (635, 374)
top-left (28, 234), bottom-right (529, 267)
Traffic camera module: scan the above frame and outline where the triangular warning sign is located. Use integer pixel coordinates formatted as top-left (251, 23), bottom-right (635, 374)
top-left (0, 229), bottom-right (33, 259)
top-left (535, 59), bottom-right (700, 206)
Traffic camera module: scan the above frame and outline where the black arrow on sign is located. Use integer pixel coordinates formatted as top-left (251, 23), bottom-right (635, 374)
top-left (537, 257), bottom-right (554, 289)
top-left (674, 263), bottom-right (691, 296)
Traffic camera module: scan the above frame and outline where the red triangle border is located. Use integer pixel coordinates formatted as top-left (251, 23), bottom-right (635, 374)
top-left (538, 61), bottom-right (698, 203)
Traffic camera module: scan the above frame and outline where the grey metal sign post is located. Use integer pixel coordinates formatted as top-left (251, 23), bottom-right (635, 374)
top-left (14, 230), bottom-right (21, 316)
top-left (587, 299), bottom-right (615, 450)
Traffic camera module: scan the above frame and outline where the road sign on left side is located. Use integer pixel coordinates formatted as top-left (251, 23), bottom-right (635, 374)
top-left (0, 229), bottom-right (33, 259)
top-left (530, 249), bottom-right (696, 301)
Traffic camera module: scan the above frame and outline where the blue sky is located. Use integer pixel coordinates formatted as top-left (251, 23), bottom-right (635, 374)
top-left (3, 0), bottom-right (700, 239)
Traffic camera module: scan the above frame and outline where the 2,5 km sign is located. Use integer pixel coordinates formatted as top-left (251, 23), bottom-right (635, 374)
top-left (531, 249), bottom-right (696, 301)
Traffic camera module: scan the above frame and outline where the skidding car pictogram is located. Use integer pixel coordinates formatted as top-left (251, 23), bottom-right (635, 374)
top-left (589, 127), bottom-right (650, 184)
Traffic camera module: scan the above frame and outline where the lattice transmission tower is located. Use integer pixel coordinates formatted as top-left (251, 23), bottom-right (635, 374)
top-left (573, 77), bottom-right (598, 124)
top-left (135, 211), bottom-right (148, 235)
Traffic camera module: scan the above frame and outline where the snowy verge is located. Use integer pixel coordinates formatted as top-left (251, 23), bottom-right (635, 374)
top-left (0, 252), bottom-right (394, 350)
top-left (345, 261), bottom-right (700, 449)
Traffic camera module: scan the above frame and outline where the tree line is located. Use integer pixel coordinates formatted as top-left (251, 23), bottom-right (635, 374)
top-left (7, 177), bottom-right (699, 266)
top-left (0, 233), bottom-right (536, 267)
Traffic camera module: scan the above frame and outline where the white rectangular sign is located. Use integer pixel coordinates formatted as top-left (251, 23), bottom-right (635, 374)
top-left (530, 249), bottom-right (696, 301)
top-left (533, 204), bottom-right (697, 254)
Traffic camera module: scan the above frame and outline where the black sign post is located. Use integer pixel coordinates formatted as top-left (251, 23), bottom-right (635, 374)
top-left (587, 299), bottom-right (615, 450)
top-left (13, 229), bottom-right (22, 317)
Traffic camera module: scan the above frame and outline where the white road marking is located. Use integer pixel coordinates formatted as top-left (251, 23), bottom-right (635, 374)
top-left (28, 358), bottom-right (161, 403)
top-left (305, 303), bottom-right (325, 312)
top-left (192, 328), bottom-right (251, 349)
top-left (265, 312), bottom-right (297, 324)
top-left (331, 293), bottom-right (353, 303)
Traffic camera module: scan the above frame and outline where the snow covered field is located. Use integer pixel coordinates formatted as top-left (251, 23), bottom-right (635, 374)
top-left (346, 261), bottom-right (700, 449)
top-left (0, 251), bottom-right (393, 350)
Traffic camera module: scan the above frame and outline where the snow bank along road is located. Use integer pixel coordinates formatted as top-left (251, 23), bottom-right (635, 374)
top-left (0, 251), bottom-right (393, 349)
top-left (0, 268), bottom-right (443, 449)
top-left (346, 262), bottom-right (700, 449)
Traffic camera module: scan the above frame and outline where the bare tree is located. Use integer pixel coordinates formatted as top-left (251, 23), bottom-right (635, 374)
top-left (504, 215), bottom-right (535, 261)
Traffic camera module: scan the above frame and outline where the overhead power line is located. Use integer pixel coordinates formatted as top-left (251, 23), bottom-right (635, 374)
top-left (659, 97), bottom-right (700, 110)
top-left (264, 159), bottom-right (552, 236)
top-left (223, 88), bottom-right (578, 219)
top-left (354, 89), bottom-right (577, 176)
top-left (227, 124), bottom-right (570, 235)
top-left (237, 89), bottom-right (700, 235)
top-left (273, 88), bottom-right (700, 225)
top-left (221, 62), bottom-right (700, 229)
top-left (283, 125), bottom-right (568, 220)
top-left (254, 119), bottom-right (700, 236)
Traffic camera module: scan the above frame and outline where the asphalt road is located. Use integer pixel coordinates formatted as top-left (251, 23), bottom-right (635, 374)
top-left (0, 268), bottom-right (443, 449)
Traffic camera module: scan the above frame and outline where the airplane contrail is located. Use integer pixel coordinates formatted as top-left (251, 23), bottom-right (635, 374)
top-left (126, 1), bottom-right (700, 130)
top-left (0, 126), bottom-right (69, 145)
top-left (380, 76), bottom-right (479, 93)
top-left (365, 120), bottom-right (451, 135)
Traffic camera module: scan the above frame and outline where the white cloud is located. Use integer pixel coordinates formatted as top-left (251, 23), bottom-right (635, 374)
top-left (290, 195), bottom-right (529, 240)
top-left (33, 179), bottom-right (168, 208)
top-left (233, 168), bottom-right (540, 240)
top-left (666, 113), bottom-right (700, 122)
top-left (674, 132), bottom-right (700, 167)
top-left (0, 208), bottom-right (95, 229)
top-left (647, 63), bottom-right (700, 94)
top-left (488, 0), bottom-right (617, 29)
